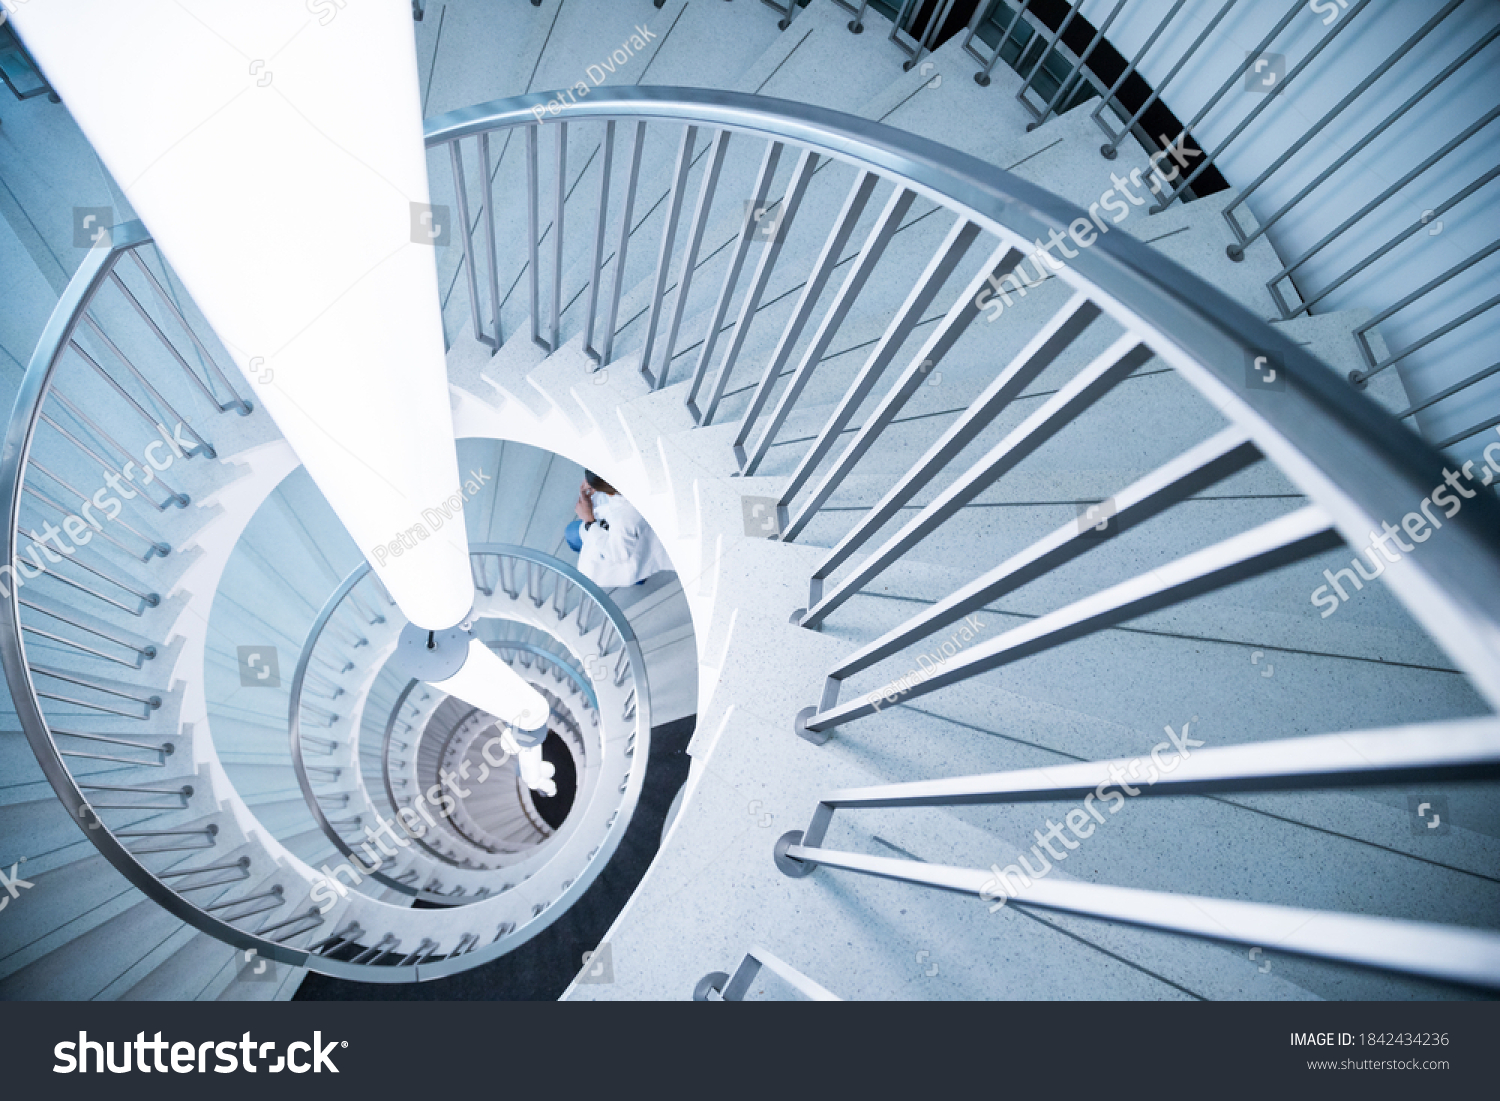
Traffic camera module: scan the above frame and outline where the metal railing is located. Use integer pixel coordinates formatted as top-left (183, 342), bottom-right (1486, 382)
top-left (962, 0), bottom-right (1097, 122)
top-left (956, 1), bottom-right (1498, 451)
top-left (4, 217), bottom-right (653, 980)
top-left (0, 221), bottom-right (343, 973)
top-left (694, 946), bottom-right (842, 1000)
top-left (427, 84), bottom-right (1500, 991)
top-left (775, 720), bottom-right (1500, 990)
top-left (10, 63), bottom-right (1500, 992)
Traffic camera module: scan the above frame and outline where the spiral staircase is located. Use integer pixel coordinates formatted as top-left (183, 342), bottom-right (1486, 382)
top-left (2, 0), bottom-right (1499, 1002)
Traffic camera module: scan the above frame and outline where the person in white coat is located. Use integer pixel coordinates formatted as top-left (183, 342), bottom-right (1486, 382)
top-left (565, 471), bottom-right (673, 588)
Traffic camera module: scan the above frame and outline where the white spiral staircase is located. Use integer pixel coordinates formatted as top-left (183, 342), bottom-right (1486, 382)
top-left (2, 0), bottom-right (1498, 1002)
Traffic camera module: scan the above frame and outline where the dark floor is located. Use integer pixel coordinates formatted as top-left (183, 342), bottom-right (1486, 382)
top-left (294, 714), bottom-right (695, 1001)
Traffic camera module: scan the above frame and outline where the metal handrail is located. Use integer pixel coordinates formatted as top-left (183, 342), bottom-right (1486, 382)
top-left (9, 79), bottom-right (1500, 988)
top-left (969, 0), bottom-right (1496, 443)
top-left (426, 86), bottom-right (1500, 993)
top-left (4, 221), bottom-right (651, 979)
top-left (425, 87), bottom-right (1500, 706)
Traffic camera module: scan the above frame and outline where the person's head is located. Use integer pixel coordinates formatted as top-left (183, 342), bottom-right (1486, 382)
top-left (584, 470), bottom-right (617, 496)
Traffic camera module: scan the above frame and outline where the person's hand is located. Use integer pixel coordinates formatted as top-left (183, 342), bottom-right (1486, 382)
top-left (575, 492), bottom-right (595, 523)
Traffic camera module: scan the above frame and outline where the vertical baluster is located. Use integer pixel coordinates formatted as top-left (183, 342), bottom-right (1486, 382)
top-left (905, 0), bottom-right (959, 70)
top-left (124, 250), bottom-right (250, 413)
top-left (888, 0), bottom-right (920, 56)
top-left (583, 120), bottom-right (616, 364)
top-left (975, 0), bottom-right (1033, 87)
top-left (742, 186), bottom-right (916, 476)
top-left (775, 218), bottom-right (980, 533)
top-left (1014, 0), bottom-right (1085, 116)
top-left (960, 0), bottom-right (993, 53)
top-left (1224, 0), bottom-right (1472, 255)
top-left (600, 121), bottom-right (647, 367)
top-left (660, 130), bottom-right (732, 391)
top-left (1028, 0), bottom-right (1127, 131)
top-left (1267, 113), bottom-right (1500, 319)
top-left (448, 140), bottom-right (485, 345)
top-left (733, 170), bottom-right (878, 468)
top-left (1153, 0), bottom-right (1373, 210)
top-left (684, 141), bottom-right (784, 417)
top-left (69, 341), bottom-right (215, 457)
top-left (526, 126), bottom-right (546, 349)
top-left (104, 270), bottom-right (235, 414)
top-left (550, 121), bottom-right (567, 351)
top-left (698, 147), bottom-right (819, 426)
top-left (1087, 0), bottom-right (1187, 144)
top-left (1099, 0), bottom-right (1234, 159)
top-left (479, 131), bottom-right (502, 350)
top-left (1164, 0), bottom-right (1374, 213)
top-left (76, 314), bottom-right (216, 457)
top-left (639, 125), bottom-right (700, 388)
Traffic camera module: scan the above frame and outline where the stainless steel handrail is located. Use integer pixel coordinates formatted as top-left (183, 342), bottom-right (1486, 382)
top-left (425, 87), bottom-right (1500, 702)
top-left (971, 0), bottom-right (1496, 446)
top-left (10, 83), bottom-right (1500, 987)
top-left (4, 220), bottom-right (651, 978)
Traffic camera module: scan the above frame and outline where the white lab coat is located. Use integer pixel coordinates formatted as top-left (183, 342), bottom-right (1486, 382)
top-left (577, 492), bottom-right (673, 588)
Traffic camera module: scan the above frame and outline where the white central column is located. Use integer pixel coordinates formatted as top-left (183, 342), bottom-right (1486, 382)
top-left (14, 0), bottom-right (472, 629)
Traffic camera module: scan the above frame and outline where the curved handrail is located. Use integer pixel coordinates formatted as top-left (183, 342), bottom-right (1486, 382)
top-left (9, 86), bottom-right (1497, 986)
top-left (288, 542), bottom-right (643, 905)
top-left (424, 87), bottom-right (1500, 703)
top-left (0, 222), bottom-right (331, 966)
top-left (1, 219), bottom-right (651, 976)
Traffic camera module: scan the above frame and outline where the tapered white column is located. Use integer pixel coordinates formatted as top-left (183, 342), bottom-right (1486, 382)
top-left (14, 0), bottom-right (472, 629)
